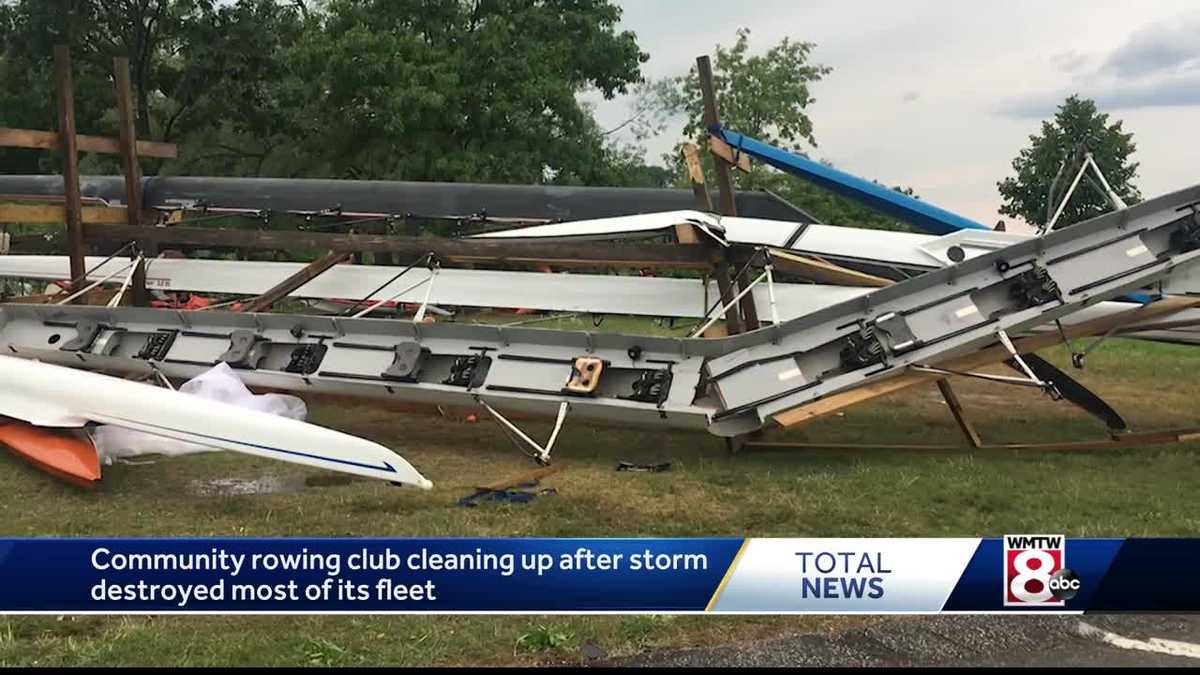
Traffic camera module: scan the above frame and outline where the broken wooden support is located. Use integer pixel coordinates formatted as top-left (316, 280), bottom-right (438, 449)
top-left (708, 135), bottom-right (751, 172)
top-left (682, 143), bottom-right (713, 212)
top-left (53, 46), bottom-right (86, 288)
top-left (242, 250), bottom-right (351, 313)
top-left (935, 378), bottom-right (983, 448)
top-left (767, 248), bottom-right (893, 287)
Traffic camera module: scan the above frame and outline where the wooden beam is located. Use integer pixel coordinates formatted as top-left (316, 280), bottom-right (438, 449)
top-left (81, 222), bottom-right (718, 269)
top-left (771, 295), bottom-right (1200, 429)
top-left (53, 46), bottom-right (86, 287)
top-left (708, 136), bottom-right (751, 172)
top-left (935, 378), bottom-right (983, 448)
top-left (0, 203), bottom-right (128, 224)
top-left (242, 250), bottom-right (352, 313)
top-left (731, 251), bottom-right (761, 330)
top-left (476, 464), bottom-right (566, 492)
top-left (697, 55), bottom-right (759, 332)
top-left (679, 142), bottom-right (742, 334)
top-left (744, 426), bottom-right (1200, 454)
top-left (767, 248), bottom-right (893, 288)
top-left (697, 56), bottom-right (737, 218)
top-left (682, 143), bottom-right (713, 212)
top-left (113, 56), bottom-right (151, 306)
top-left (0, 127), bottom-right (177, 158)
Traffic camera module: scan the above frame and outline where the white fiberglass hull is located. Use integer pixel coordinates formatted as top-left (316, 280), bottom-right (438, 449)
top-left (0, 354), bottom-right (432, 489)
top-left (0, 255), bottom-right (871, 321)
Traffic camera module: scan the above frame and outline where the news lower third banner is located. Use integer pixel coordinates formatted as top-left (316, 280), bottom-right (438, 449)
top-left (0, 537), bottom-right (1194, 613)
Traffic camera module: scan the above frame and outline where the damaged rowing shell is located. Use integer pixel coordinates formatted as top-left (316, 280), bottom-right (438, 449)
top-left (0, 418), bottom-right (100, 488)
top-left (0, 354), bottom-right (432, 490)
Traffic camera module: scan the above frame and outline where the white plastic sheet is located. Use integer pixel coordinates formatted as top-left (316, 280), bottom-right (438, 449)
top-left (91, 363), bottom-right (307, 464)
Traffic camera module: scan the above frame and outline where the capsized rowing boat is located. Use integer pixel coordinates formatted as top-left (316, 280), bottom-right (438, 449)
top-left (0, 354), bottom-right (432, 489)
top-left (0, 419), bottom-right (100, 488)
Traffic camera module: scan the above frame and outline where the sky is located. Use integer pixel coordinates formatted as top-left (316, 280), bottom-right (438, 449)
top-left (582, 0), bottom-right (1200, 228)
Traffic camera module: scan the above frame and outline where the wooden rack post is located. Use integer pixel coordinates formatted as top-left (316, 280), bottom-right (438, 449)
top-left (0, 47), bottom-right (177, 307)
top-left (680, 142), bottom-right (740, 337)
top-left (112, 56), bottom-right (151, 306)
top-left (53, 46), bottom-right (86, 287)
top-left (696, 55), bottom-right (760, 333)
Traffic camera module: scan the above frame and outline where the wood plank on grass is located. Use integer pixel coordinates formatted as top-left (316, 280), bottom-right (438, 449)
top-left (476, 464), bottom-right (566, 492)
top-left (744, 426), bottom-right (1200, 453)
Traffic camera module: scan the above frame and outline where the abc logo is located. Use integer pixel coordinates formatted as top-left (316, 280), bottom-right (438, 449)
top-left (1003, 534), bottom-right (1078, 606)
top-left (1048, 568), bottom-right (1081, 601)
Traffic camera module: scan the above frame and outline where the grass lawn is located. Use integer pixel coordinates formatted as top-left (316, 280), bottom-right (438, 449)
top-left (0, 336), bottom-right (1195, 666)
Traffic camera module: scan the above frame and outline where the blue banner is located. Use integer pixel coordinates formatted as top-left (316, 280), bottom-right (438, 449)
top-left (0, 537), bottom-right (1196, 613)
top-left (0, 538), bottom-right (741, 612)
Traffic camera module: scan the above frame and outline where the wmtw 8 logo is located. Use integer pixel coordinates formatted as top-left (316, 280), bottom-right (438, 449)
top-left (1003, 534), bottom-right (1079, 606)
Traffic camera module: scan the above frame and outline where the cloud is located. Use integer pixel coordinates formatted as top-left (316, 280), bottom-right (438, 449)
top-left (998, 12), bottom-right (1200, 119)
top-left (1050, 50), bottom-right (1089, 74)
top-left (998, 72), bottom-right (1200, 119)
top-left (1100, 17), bottom-right (1200, 77)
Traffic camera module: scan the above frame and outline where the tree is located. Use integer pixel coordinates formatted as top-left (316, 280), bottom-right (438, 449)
top-left (0, 0), bottom-right (649, 184)
top-left (272, 0), bottom-right (647, 183)
top-left (0, 0), bottom-right (302, 174)
top-left (998, 95), bottom-right (1140, 229)
top-left (636, 28), bottom-right (915, 230)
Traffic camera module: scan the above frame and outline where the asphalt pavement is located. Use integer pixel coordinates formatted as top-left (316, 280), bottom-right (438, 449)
top-left (597, 614), bottom-right (1200, 667)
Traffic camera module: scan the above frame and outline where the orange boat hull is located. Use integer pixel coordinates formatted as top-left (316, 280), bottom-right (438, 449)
top-left (0, 420), bottom-right (100, 488)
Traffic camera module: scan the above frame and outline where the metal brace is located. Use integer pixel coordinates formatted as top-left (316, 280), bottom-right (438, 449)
top-left (1056, 300), bottom-right (1153, 369)
top-left (909, 328), bottom-right (1058, 395)
top-left (996, 329), bottom-right (1050, 388)
top-left (106, 254), bottom-right (145, 308)
top-left (909, 364), bottom-right (1047, 388)
top-left (476, 398), bottom-right (569, 466)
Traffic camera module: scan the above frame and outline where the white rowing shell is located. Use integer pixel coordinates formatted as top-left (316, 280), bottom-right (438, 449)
top-left (0, 354), bottom-right (432, 489)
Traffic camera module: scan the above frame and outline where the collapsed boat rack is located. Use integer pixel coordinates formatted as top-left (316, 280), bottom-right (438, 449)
top-left (2, 185), bottom-right (1200, 456)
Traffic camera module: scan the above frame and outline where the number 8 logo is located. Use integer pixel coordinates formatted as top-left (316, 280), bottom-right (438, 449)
top-left (1010, 549), bottom-right (1056, 604)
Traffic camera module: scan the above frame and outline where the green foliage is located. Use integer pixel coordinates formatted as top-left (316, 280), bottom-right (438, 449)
top-left (746, 170), bottom-right (920, 232)
top-left (636, 28), bottom-right (912, 230)
top-left (515, 624), bottom-right (575, 653)
top-left (302, 637), bottom-right (350, 666)
top-left (649, 28), bottom-right (830, 152)
top-left (998, 95), bottom-right (1141, 229)
top-left (0, 0), bottom-right (660, 185)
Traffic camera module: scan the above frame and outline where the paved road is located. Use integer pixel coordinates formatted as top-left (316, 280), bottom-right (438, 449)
top-left (599, 615), bottom-right (1200, 667)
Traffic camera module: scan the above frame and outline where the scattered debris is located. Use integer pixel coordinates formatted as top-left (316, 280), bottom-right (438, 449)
top-left (458, 483), bottom-right (557, 508)
top-left (459, 464), bottom-right (567, 507)
top-left (617, 460), bottom-right (672, 473)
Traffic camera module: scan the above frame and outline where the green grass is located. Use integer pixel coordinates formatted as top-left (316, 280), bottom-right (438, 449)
top-left (0, 338), bottom-right (1195, 665)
